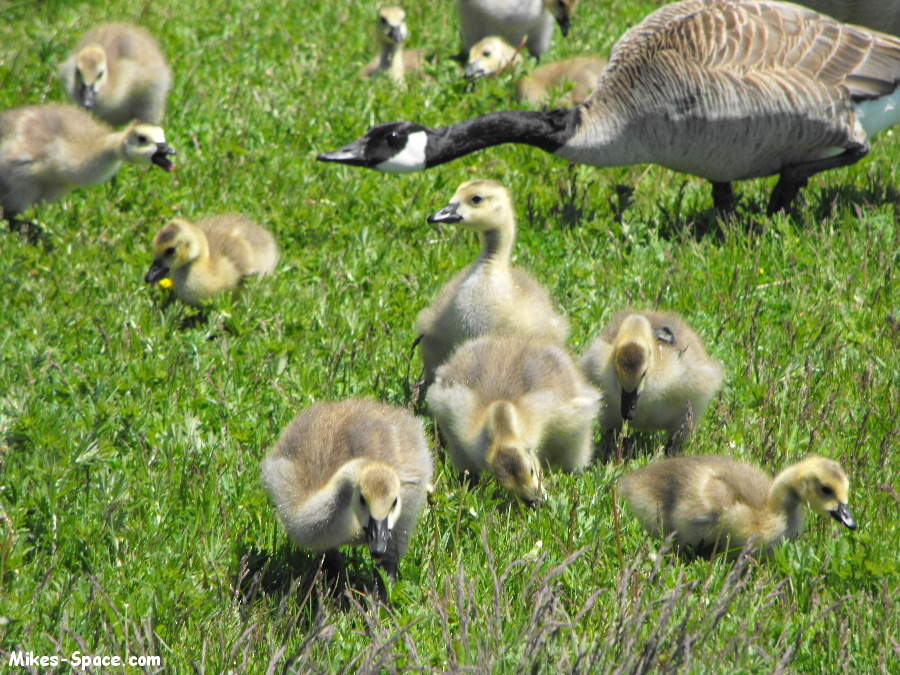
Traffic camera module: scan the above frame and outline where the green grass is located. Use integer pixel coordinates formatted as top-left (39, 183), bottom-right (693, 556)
top-left (1, 0), bottom-right (899, 672)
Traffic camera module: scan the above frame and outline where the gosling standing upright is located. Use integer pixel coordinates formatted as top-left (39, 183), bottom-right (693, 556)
top-left (618, 454), bottom-right (857, 557)
top-left (581, 310), bottom-right (724, 454)
top-left (60, 22), bottom-right (172, 126)
top-left (320, 0), bottom-right (900, 214)
top-left (0, 104), bottom-right (175, 222)
top-left (427, 333), bottom-right (601, 504)
top-left (362, 6), bottom-right (426, 82)
top-left (416, 179), bottom-right (568, 389)
top-left (261, 399), bottom-right (434, 582)
top-left (145, 215), bottom-right (279, 306)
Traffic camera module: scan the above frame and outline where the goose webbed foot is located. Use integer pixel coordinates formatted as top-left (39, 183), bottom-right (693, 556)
top-left (768, 142), bottom-right (870, 214)
top-left (767, 175), bottom-right (807, 215)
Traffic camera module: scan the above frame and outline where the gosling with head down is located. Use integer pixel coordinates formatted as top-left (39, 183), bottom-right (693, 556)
top-left (617, 454), bottom-right (858, 558)
top-left (60, 22), bottom-right (172, 126)
top-left (261, 399), bottom-right (434, 582)
top-left (416, 179), bottom-right (568, 390)
top-left (427, 333), bottom-right (601, 504)
top-left (581, 310), bottom-right (724, 454)
top-left (145, 215), bottom-right (278, 306)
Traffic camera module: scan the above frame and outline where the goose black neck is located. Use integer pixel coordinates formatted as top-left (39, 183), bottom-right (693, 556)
top-left (425, 108), bottom-right (580, 168)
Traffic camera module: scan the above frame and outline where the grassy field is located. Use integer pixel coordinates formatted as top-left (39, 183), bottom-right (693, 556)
top-left (1, 0), bottom-right (898, 672)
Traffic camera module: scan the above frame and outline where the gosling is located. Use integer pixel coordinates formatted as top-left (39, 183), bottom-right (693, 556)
top-left (581, 310), bottom-right (724, 454)
top-left (617, 454), bottom-right (858, 558)
top-left (417, 179), bottom-right (569, 389)
top-left (464, 35), bottom-right (606, 106)
top-left (457, 0), bottom-right (580, 58)
top-left (60, 22), bottom-right (172, 126)
top-left (361, 6), bottom-right (426, 82)
top-left (261, 399), bottom-right (434, 582)
top-left (427, 333), bottom-right (601, 504)
top-left (145, 215), bottom-right (279, 306)
top-left (0, 103), bottom-right (175, 222)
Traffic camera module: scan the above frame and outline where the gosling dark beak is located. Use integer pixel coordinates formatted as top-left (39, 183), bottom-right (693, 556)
top-left (365, 517), bottom-right (390, 561)
top-left (830, 502), bottom-right (857, 530)
top-left (80, 84), bottom-right (96, 109)
top-left (464, 63), bottom-right (486, 80)
top-left (145, 259), bottom-right (170, 284)
top-left (427, 202), bottom-right (462, 225)
top-left (523, 494), bottom-right (542, 508)
top-left (151, 143), bottom-right (177, 172)
top-left (387, 26), bottom-right (406, 43)
top-left (621, 388), bottom-right (639, 421)
top-left (317, 137), bottom-right (372, 167)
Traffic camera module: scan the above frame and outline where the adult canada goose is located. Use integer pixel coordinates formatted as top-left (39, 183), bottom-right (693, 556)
top-left (0, 103), bottom-right (175, 222)
top-left (261, 399), bottom-right (433, 582)
top-left (617, 454), bottom-right (858, 557)
top-left (457, 0), bottom-right (580, 58)
top-left (465, 36), bottom-right (606, 106)
top-left (416, 179), bottom-right (569, 389)
top-left (795, 0), bottom-right (900, 37)
top-left (145, 215), bottom-right (279, 307)
top-left (581, 310), bottom-right (724, 454)
top-left (427, 333), bottom-right (601, 504)
top-left (320, 0), bottom-right (900, 214)
top-left (362, 6), bottom-right (426, 82)
top-left (60, 22), bottom-right (172, 126)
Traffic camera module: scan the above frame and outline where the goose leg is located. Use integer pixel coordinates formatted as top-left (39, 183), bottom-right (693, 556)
top-left (711, 182), bottom-right (735, 215)
top-left (767, 142), bottom-right (870, 214)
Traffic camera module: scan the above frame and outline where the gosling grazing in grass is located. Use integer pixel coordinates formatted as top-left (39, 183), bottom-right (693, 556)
top-left (581, 311), bottom-right (724, 454)
top-left (465, 36), bottom-right (606, 106)
top-left (60, 22), bottom-right (172, 126)
top-left (320, 0), bottom-right (900, 214)
top-left (617, 455), bottom-right (858, 558)
top-left (0, 104), bottom-right (175, 222)
top-left (261, 399), bottom-right (433, 582)
top-left (427, 333), bottom-right (601, 504)
top-left (145, 215), bottom-right (279, 306)
top-left (457, 0), bottom-right (579, 58)
top-left (416, 179), bottom-right (569, 389)
top-left (362, 6), bottom-right (426, 82)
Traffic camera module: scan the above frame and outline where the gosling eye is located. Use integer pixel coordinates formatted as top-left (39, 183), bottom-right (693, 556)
top-left (470, 194), bottom-right (483, 205)
top-left (359, 494), bottom-right (366, 507)
top-left (164, 246), bottom-right (176, 257)
top-left (392, 498), bottom-right (398, 510)
top-left (137, 134), bottom-right (149, 144)
top-left (483, 49), bottom-right (491, 57)
top-left (380, 16), bottom-right (388, 25)
top-left (821, 485), bottom-right (835, 497)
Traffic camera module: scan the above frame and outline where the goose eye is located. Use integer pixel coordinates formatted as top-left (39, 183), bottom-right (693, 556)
top-left (821, 485), bottom-right (835, 497)
top-left (164, 246), bottom-right (176, 257)
top-left (385, 131), bottom-right (403, 149)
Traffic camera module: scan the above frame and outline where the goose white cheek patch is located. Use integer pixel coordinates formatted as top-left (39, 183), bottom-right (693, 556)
top-left (376, 130), bottom-right (428, 172)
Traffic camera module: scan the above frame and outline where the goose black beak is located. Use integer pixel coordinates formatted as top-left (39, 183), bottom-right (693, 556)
top-left (317, 138), bottom-right (373, 167)
top-left (621, 388), bottom-right (639, 421)
top-left (145, 259), bottom-right (171, 284)
top-left (365, 517), bottom-right (390, 561)
top-left (830, 502), bottom-right (857, 530)
top-left (427, 202), bottom-right (462, 224)
top-left (151, 143), bottom-right (177, 172)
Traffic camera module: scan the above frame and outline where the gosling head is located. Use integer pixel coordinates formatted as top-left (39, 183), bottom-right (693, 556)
top-left (793, 456), bottom-right (857, 531)
top-left (74, 45), bottom-right (108, 109)
top-left (465, 36), bottom-right (519, 80)
top-left (377, 6), bottom-right (409, 45)
top-left (317, 120), bottom-right (430, 172)
top-left (485, 401), bottom-right (543, 505)
top-left (355, 463), bottom-right (403, 562)
top-left (145, 218), bottom-right (202, 283)
top-left (122, 122), bottom-right (177, 172)
top-left (614, 314), bottom-right (655, 421)
top-left (545, 0), bottom-right (580, 36)
top-left (427, 179), bottom-right (513, 233)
